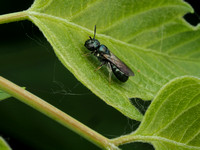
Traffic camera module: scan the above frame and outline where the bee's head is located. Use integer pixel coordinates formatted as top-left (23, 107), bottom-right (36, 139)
top-left (84, 25), bottom-right (100, 51)
top-left (84, 37), bottom-right (100, 51)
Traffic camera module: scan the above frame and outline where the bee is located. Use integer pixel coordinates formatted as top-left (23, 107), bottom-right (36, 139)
top-left (84, 25), bottom-right (134, 82)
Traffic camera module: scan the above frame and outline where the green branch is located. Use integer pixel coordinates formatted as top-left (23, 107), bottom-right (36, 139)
top-left (0, 11), bottom-right (28, 24)
top-left (0, 76), bottom-right (118, 150)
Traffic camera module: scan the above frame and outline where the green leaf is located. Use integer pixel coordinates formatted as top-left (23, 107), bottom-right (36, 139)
top-left (0, 137), bottom-right (11, 150)
top-left (131, 76), bottom-right (200, 149)
top-left (0, 90), bottom-right (11, 101)
top-left (26, 0), bottom-right (200, 120)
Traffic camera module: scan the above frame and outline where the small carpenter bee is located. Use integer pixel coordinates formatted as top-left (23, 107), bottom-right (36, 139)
top-left (84, 25), bottom-right (134, 82)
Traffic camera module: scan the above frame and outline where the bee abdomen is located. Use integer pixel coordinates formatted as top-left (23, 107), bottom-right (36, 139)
top-left (110, 63), bottom-right (129, 82)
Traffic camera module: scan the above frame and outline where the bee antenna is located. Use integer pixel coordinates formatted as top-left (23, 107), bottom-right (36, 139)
top-left (93, 25), bottom-right (96, 39)
top-left (89, 36), bottom-right (92, 40)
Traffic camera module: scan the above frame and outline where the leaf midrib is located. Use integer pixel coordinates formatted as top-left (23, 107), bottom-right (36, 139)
top-left (27, 11), bottom-right (199, 63)
top-left (133, 135), bottom-right (200, 149)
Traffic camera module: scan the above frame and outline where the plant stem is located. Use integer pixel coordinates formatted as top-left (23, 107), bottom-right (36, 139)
top-left (0, 76), bottom-right (115, 150)
top-left (110, 134), bottom-right (147, 147)
top-left (0, 11), bottom-right (28, 24)
top-left (110, 134), bottom-right (136, 146)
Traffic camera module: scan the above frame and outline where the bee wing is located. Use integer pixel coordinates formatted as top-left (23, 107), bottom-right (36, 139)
top-left (102, 52), bottom-right (134, 76)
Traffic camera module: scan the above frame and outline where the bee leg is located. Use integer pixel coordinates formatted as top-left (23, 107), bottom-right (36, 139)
top-left (82, 51), bottom-right (94, 57)
top-left (95, 61), bottom-right (106, 71)
top-left (107, 62), bottom-right (112, 83)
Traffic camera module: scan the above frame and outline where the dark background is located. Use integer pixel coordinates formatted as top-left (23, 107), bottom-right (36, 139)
top-left (0, 0), bottom-right (199, 150)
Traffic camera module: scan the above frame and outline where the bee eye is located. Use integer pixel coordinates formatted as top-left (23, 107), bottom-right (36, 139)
top-left (84, 39), bottom-right (100, 51)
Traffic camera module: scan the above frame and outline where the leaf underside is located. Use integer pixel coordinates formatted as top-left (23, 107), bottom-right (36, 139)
top-left (27, 0), bottom-right (200, 120)
top-left (0, 90), bottom-right (11, 101)
top-left (133, 76), bottom-right (200, 150)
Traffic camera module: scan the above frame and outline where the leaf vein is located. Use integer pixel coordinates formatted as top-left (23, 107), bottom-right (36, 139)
top-left (145, 83), bottom-right (199, 133)
top-left (102, 4), bottom-right (188, 32)
top-left (155, 88), bottom-right (200, 135)
top-left (166, 33), bottom-right (200, 54)
top-left (134, 135), bottom-right (200, 149)
top-left (69, 0), bottom-right (102, 20)
top-left (180, 115), bottom-right (200, 142)
top-left (186, 123), bottom-right (200, 144)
